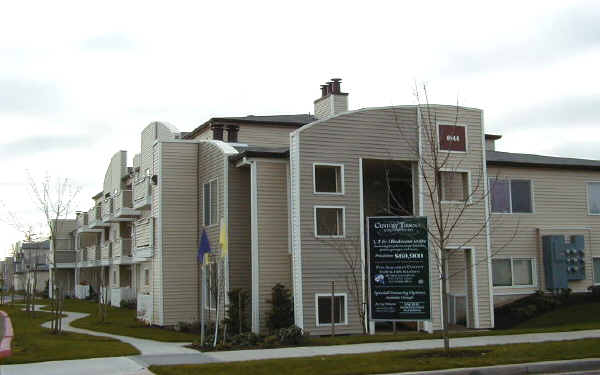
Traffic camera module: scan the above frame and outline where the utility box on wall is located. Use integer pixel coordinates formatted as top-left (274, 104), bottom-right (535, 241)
top-left (542, 235), bottom-right (585, 291)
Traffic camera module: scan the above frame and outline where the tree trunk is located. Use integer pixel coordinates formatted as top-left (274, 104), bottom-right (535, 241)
top-left (441, 255), bottom-right (450, 354)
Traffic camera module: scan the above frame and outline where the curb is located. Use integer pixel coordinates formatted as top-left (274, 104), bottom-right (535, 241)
top-left (0, 310), bottom-right (13, 358)
top-left (390, 357), bottom-right (600, 375)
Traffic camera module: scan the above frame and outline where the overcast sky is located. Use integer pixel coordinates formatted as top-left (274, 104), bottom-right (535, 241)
top-left (1, 0), bottom-right (599, 257)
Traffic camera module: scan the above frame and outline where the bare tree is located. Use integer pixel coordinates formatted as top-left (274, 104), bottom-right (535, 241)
top-left (28, 172), bottom-right (81, 334)
top-left (383, 84), bottom-right (518, 354)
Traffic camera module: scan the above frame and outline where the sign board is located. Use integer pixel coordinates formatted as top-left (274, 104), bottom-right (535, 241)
top-left (367, 216), bottom-right (430, 321)
top-left (438, 124), bottom-right (466, 152)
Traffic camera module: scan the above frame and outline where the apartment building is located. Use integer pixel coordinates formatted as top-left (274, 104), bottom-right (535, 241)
top-left (50, 79), bottom-right (600, 335)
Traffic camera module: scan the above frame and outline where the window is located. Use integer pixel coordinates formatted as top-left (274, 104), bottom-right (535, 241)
top-left (492, 258), bottom-right (535, 287)
top-left (316, 294), bottom-right (347, 326)
top-left (203, 179), bottom-right (218, 226)
top-left (314, 164), bottom-right (343, 194)
top-left (205, 262), bottom-right (217, 310)
top-left (144, 268), bottom-right (150, 286)
top-left (113, 270), bottom-right (117, 286)
top-left (594, 258), bottom-right (600, 284)
top-left (314, 206), bottom-right (345, 237)
top-left (587, 182), bottom-right (600, 215)
top-left (489, 179), bottom-right (533, 213)
top-left (441, 171), bottom-right (469, 202)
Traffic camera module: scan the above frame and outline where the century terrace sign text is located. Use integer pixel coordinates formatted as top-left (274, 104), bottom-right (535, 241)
top-left (367, 216), bottom-right (431, 321)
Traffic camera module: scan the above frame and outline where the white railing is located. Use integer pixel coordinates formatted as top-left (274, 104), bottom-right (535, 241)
top-left (137, 293), bottom-right (153, 323)
top-left (133, 178), bottom-right (152, 209)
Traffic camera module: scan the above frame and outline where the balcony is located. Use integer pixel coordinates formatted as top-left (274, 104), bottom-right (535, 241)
top-left (102, 198), bottom-right (114, 223)
top-left (86, 244), bottom-right (100, 263)
top-left (77, 211), bottom-right (103, 234)
top-left (133, 217), bottom-right (154, 258)
top-left (101, 242), bottom-right (113, 262)
top-left (77, 248), bottom-right (88, 263)
top-left (88, 206), bottom-right (108, 228)
top-left (54, 250), bottom-right (76, 266)
top-left (113, 190), bottom-right (141, 221)
top-left (133, 177), bottom-right (152, 209)
top-left (114, 238), bottom-right (132, 259)
top-left (76, 212), bottom-right (88, 228)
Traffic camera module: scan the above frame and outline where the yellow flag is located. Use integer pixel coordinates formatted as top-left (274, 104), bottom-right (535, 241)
top-left (219, 217), bottom-right (228, 257)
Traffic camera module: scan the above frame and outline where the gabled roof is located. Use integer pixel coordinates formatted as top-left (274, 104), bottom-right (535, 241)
top-left (486, 151), bottom-right (600, 171)
top-left (184, 114), bottom-right (317, 139)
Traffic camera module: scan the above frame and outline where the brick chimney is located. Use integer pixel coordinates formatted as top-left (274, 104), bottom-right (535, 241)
top-left (314, 78), bottom-right (348, 119)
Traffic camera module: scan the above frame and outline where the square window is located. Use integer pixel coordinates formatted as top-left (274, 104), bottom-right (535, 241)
top-left (593, 258), bottom-right (600, 284)
top-left (317, 294), bottom-right (346, 325)
top-left (315, 207), bottom-right (344, 237)
top-left (492, 258), bottom-right (535, 287)
top-left (314, 164), bottom-right (343, 194)
top-left (441, 171), bottom-right (469, 202)
top-left (490, 178), bottom-right (533, 213)
top-left (492, 259), bottom-right (512, 287)
top-left (588, 183), bottom-right (600, 215)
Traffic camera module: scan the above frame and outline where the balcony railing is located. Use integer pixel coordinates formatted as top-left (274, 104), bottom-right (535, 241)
top-left (76, 212), bottom-right (88, 228)
top-left (133, 217), bottom-right (154, 258)
top-left (114, 190), bottom-right (141, 219)
top-left (113, 238), bottom-right (132, 258)
top-left (86, 244), bottom-right (100, 261)
top-left (101, 242), bottom-right (112, 260)
top-left (78, 248), bottom-right (88, 263)
top-left (133, 178), bottom-right (152, 209)
top-left (102, 198), bottom-right (113, 222)
top-left (54, 250), bottom-right (76, 264)
top-left (88, 206), bottom-right (106, 228)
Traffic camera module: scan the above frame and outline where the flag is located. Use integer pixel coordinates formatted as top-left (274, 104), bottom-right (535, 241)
top-left (219, 217), bottom-right (228, 258)
top-left (197, 229), bottom-right (211, 264)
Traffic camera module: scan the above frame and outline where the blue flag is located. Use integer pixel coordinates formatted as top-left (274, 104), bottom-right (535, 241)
top-left (197, 229), bottom-right (211, 264)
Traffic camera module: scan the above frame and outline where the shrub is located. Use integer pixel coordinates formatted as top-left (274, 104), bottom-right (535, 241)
top-left (120, 299), bottom-right (137, 310)
top-left (278, 325), bottom-right (306, 345)
top-left (229, 331), bottom-right (261, 347)
top-left (224, 288), bottom-right (250, 334)
top-left (589, 285), bottom-right (600, 299)
top-left (494, 292), bottom-right (564, 329)
top-left (266, 283), bottom-right (294, 332)
top-left (175, 321), bottom-right (191, 332)
top-left (263, 335), bottom-right (279, 347)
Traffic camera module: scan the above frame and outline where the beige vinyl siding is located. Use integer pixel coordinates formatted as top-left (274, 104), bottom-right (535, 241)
top-left (160, 141), bottom-right (200, 325)
top-left (256, 160), bottom-right (291, 333)
top-left (227, 165), bottom-right (251, 295)
top-left (152, 141), bottom-right (162, 324)
top-left (419, 106), bottom-right (490, 330)
top-left (296, 107), bottom-right (419, 335)
top-left (238, 124), bottom-right (296, 147)
top-left (198, 142), bottom-right (226, 321)
top-left (141, 124), bottom-right (155, 177)
top-left (296, 105), bottom-right (492, 334)
top-left (488, 165), bottom-right (600, 296)
top-left (103, 151), bottom-right (127, 194)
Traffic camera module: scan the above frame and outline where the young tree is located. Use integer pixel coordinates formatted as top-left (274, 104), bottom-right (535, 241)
top-left (28, 173), bottom-right (81, 333)
top-left (385, 84), bottom-right (517, 353)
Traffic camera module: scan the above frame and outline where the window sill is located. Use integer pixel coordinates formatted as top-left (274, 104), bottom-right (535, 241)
top-left (315, 235), bottom-right (345, 239)
top-left (313, 192), bottom-right (344, 196)
top-left (316, 322), bottom-right (348, 327)
top-left (493, 284), bottom-right (536, 289)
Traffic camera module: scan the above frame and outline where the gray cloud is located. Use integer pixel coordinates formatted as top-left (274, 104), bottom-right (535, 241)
top-left (443, 3), bottom-right (600, 74)
top-left (0, 135), bottom-right (91, 159)
top-left (82, 33), bottom-right (135, 51)
top-left (0, 80), bottom-right (61, 114)
top-left (495, 96), bottom-right (600, 129)
top-left (546, 141), bottom-right (600, 160)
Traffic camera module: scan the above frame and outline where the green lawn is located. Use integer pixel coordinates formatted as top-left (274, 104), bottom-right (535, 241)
top-left (150, 338), bottom-right (600, 375)
top-left (0, 304), bottom-right (139, 364)
top-left (40, 298), bottom-right (200, 342)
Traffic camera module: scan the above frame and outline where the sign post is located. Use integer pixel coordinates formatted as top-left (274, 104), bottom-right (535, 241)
top-left (367, 216), bottom-right (430, 321)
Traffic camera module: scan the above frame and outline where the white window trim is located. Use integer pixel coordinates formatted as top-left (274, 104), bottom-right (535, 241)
top-left (593, 256), bottom-right (600, 285)
top-left (492, 257), bottom-right (537, 288)
top-left (313, 205), bottom-right (346, 239)
top-left (315, 292), bottom-right (348, 327)
top-left (144, 267), bottom-right (150, 287)
top-left (203, 178), bottom-right (219, 228)
top-left (440, 168), bottom-right (472, 204)
top-left (586, 181), bottom-right (600, 216)
top-left (489, 178), bottom-right (535, 214)
top-left (313, 162), bottom-right (345, 195)
top-left (436, 122), bottom-right (468, 154)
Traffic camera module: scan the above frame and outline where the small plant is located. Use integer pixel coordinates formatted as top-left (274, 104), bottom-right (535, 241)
top-left (266, 283), bottom-right (294, 332)
top-left (120, 299), bottom-right (137, 310)
top-left (175, 321), bottom-right (191, 332)
top-left (278, 325), bottom-right (306, 345)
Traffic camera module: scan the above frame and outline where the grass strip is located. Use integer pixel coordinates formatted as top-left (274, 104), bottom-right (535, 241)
top-left (0, 304), bottom-right (139, 364)
top-left (150, 338), bottom-right (600, 375)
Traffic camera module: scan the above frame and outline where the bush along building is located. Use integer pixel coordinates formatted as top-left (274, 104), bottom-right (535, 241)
top-left (50, 79), bottom-right (600, 335)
